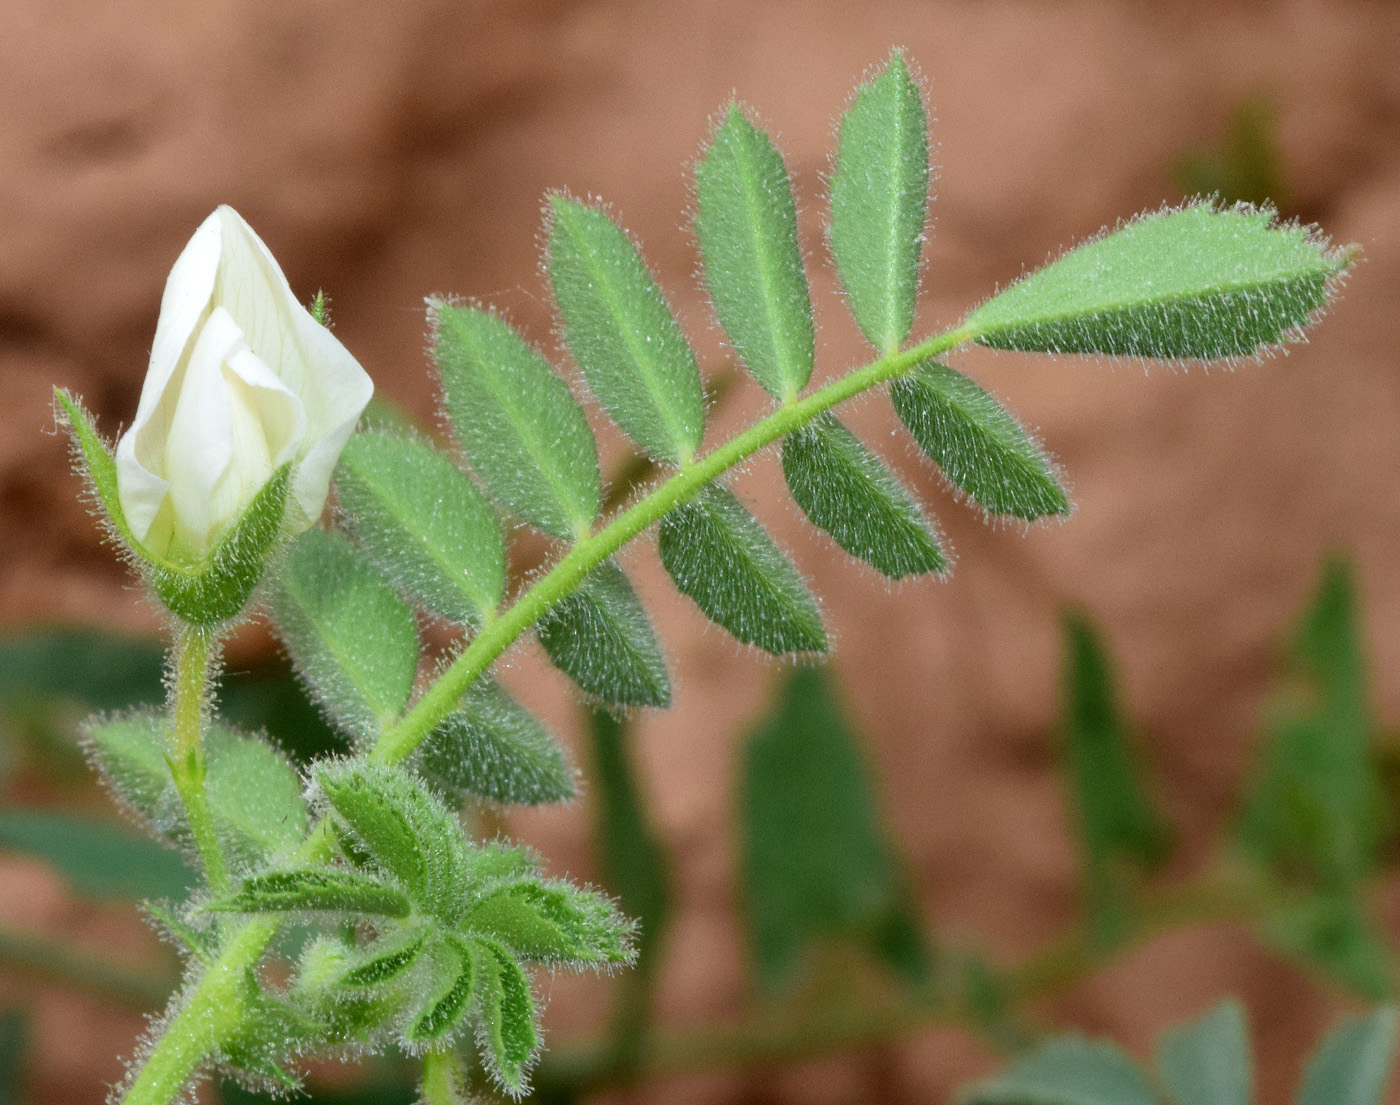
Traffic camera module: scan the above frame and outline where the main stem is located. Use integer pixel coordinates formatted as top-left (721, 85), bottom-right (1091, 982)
top-left (120, 323), bottom-right (976, 1105)
top-left (168, 625), bottom-right (228, 895)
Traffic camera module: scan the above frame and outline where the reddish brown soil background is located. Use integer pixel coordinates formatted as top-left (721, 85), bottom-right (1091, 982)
top-left (2, 1), bottom-right (1400, 1102)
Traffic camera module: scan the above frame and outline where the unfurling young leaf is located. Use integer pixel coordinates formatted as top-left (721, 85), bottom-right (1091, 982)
top-left (829, 51), bottom-right (930, 353)
top-left (336, 431), bottom-right (505, 626)
top-left (782, 412), bottom-right (946, 579)
top-left (1155, 999), bottom-right (1252, 1105)
top-left (418, 680), bottom-right (577, 806)
top-left (315, 761), bottom-right (470, 923)
top-left (269, 530), bottom-right (420, 741)
top-left (548, 195), bottom-right (706, 464)
top-left (1297, 1006), bottom-right (1398, 1105)
top-left (741, 666), bottom-right (930, 990)
top-left (659, 485), bottom-right (826, 655)
top-left (209, 869), bottom-right (411, 918)
top-left (336, 923), bottom-right (432, 990)
top-left (965, 201), bottom-right (1351, 360)
top-left (1060, 615), bottom-right (1171, 948)
top-left (471, 937), bottom-right (540, 1097)
top-left (959, 1036), bottom-right (1159, 1105)
top-left (536, 560), bottom-right (671, 708)
top-left (891, 361), bottom-right (1069, 521)
top-left (405, 936), bottom-right (476, 1045)
top-left (695, 104), bottom-right (814, 401)
top-left (432, 303), bottom-right (601, 539)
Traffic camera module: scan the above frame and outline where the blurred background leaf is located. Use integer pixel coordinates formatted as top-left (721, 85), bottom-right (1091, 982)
top-left (1172, 95), bottom-right (1289, 211)
top-left (0, 1010), bottom-right (25, 1105)
top-left (739, 665), bottom-right (931, 993)
top-left (0, 810), bottom-right (192, 901)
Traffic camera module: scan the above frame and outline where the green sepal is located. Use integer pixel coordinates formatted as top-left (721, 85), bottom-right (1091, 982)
top-left (269, 530), bottom-right (420, 741)
top-left (418, 681), bottom-right (577, 807)
top-left (470, 937), bottom-right (540, 1097)
top-left (432, 303), bottom-right (601, 538)
top-left (782, 413), bottom-right (946, 579)
top-left (829, 51), bottom-right (930, 353)
top-left (57, 390), bottom-right (293, 625)
top-left (208, 869), bottom-right (412, 918)
top-left (658, 484), bottom-right (826, 655)
top-left (548, 195), bottom-right (706, 464)
top-left (405, 935), bottom-right (477, 1046)
top-left (336, 430), bottom-right (505, 625)
top-left (536, 559), bottom-right (672, 707)
top-left (315, 760), bottom-right (470, 924)
top-left (965, 201), bottom-right (1354, 360)
top-left (464, 880), bottom-right (632, 966)
top-left (84, 711), bottom-right (309, 871)
top-left (695, 104), bottom-right (815, 400)
top-left (336, 923), bottom-right (433, 990)
top-left (891, 361), bottom-right (1069, 521)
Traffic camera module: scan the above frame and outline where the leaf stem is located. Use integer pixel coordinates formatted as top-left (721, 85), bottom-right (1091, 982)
top-left (371, 324), bottom-right (978, 766)
top-left (420, 1048), bottom-right (469, 1104)
top-left (167, 625), bottom-right (228, 895)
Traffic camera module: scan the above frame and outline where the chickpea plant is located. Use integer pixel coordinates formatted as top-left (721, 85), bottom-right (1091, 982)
top-left (53, 53), bottom-right (1353, 1105)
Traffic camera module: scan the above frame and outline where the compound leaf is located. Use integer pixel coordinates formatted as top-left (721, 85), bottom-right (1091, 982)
top-left (960, 1036), bottom-right (1159, 1105)
top-left (536, 560), bottom-right (671, 708)
top-left (432, 303), bottom-right (600, 538)
top-left (418, 680), bottom-right (576, 807)
top-left (829, 51), bottom-right (930, 353)
top-left (1297, 1006), bottom-right (1398, 1105)
top-left (1156, 1000), bottom-right (1252, 1105)
top-left (658, 484), bottom-right (826, 655)
top-left (891, 361), bottom-right (1068, 520)
top-left (966, 202), bottom-right (1353, 360)
top-left (548, 195), bottom-right (705, 464)
top-left (782, 412), bottom-right (946, 579)
top-left (695, 104), bottom-right (814, 400)
top-left (336, 431), bottom-right (504, 625)
top-left (742, 666), bottom-right (929, 990)
top-left (269, 530), bottom-right (420, 741)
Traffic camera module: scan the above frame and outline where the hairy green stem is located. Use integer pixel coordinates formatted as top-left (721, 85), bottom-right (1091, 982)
top-left (119, 324), bottom-right (975, 1105)
top-left (371, 323), bottom-right (978, 766)
top-left (420, 1048), bottom-right (468, 1104)
top-left (167, 625), bottom-right (228, 895)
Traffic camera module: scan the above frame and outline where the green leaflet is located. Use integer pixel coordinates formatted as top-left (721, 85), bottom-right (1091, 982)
top-left (316, 761), bottom-right (470, 924)
top-left (418, 680), bottom-right (577, 806)
top-left (464, 881), bottom-right (631, 966)
top-left (56, 391), bottom-right (292, 626)
top-left (960, 1037), bottom-right (1159, 1105)
top-left (782, 413), bottom-right (946, 579)
top-left (536, 560), bottom-right (671, 708)
top-left (1297, 1006), bottom-right (1398, 1105)
top-left (658, 484), bottom-right (826, 655)
top-left (0, 810), bottom-right (193, 901)
top-left (471, 937), bottom-right (540, 1097)
top-left (548, 195), bottom-right (706, 464)
top-left (336, 923), bottom-right (432, 989)
top-left (1155, 1000), bottom-right (1251, 1105)
top-left (891, 361), bottom-right (1069, 520)
top-left (270, 530), bottom-right (420, 741)
top-left (741, 666), bottom-right (930, 990)
top-left (432, 304), bottom-right (600, 538)
top-left (406, 936), bottom-right (476, 1044)
top-left (209, 869), bottom-right (411, 918)
top-left (336, 431), bottom-right (505, 626)
top-left (829, 52), bottom-right (930, 353)
top-left (695, 104), bottom-right (814, 401)
top-left (965, 202), bottom-right (1352, 360)
top-left (1059, 615), bottom-right (1171, 948)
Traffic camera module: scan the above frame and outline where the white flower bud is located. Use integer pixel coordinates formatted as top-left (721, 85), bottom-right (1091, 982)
top-left (116, 206), bottom-right (373, 561)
